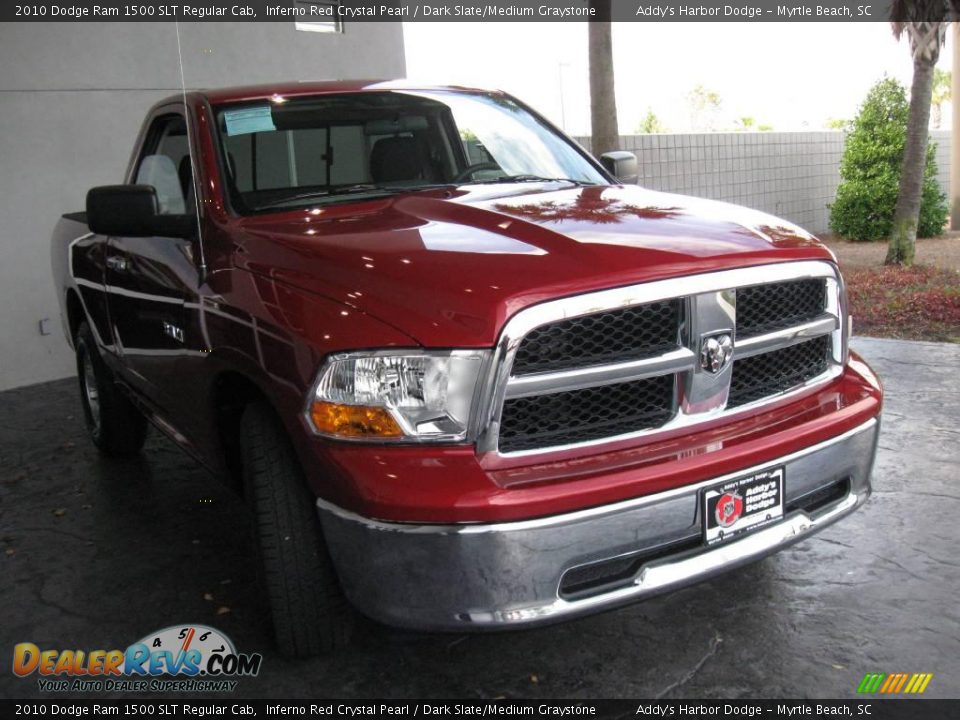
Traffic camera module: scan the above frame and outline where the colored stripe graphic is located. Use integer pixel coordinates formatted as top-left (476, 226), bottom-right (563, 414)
top-left (904, 674), bottom-right (920, 694)
top-left (879, 674), bottom-right (897, 693)
top-left (857, 673), bottom-right (884, 693)
top-left (857, 672), bottom-right (933, 694)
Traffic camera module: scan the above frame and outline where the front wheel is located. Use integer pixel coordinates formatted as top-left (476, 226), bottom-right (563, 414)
top-left (75, 321), bottom-right (148, 457)
top-left (241, 401), bottom-right (353, 656)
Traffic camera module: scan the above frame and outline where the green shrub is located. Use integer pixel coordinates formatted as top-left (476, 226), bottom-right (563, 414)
top-left (829, 77), bottom-right (948, 241)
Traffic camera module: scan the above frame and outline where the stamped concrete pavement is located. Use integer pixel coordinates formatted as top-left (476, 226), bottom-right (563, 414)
top-left (1, 337), bottom-right (957, 699)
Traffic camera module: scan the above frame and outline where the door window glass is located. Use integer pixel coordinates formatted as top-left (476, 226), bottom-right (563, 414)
top-left (134, 114), bottom-right (192, 215)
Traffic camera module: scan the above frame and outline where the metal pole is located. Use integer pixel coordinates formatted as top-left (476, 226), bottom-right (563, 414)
top-left (951, 22), bottom-right (960, 229)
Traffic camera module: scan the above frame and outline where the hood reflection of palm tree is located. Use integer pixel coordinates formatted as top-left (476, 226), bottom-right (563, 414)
top-left (494, 186), bottom-right (681, 225)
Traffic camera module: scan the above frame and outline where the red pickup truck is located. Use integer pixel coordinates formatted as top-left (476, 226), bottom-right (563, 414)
top-left (50, 81), bottom-right (882, 656)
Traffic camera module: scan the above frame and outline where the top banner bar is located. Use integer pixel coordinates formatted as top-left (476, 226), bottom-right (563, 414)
top-left (2, 1), bottom-right (939, 23)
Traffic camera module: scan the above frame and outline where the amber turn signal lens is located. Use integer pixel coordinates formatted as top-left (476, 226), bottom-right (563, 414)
top-left (309, 400), bottom-right (403, 438)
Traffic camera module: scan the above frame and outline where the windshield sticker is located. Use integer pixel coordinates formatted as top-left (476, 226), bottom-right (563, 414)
top-left (224, 106), bottom-right (275, 136)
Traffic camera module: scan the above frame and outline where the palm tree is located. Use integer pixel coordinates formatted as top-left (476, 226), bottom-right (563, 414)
top-left (887, 2), bottom-right (949, 265)
top-left (637, 108), bottom-right (666, 134)
top-left (688, 84), bottom-right (722, 132)
top-left (588, 0), bottom-right (619, 156)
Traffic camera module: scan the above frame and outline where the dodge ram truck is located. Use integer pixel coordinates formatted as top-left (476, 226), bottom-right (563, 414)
top-left (50, 81), bottom-right (882, 656)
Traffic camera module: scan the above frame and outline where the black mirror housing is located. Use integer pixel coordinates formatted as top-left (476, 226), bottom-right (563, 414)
top-left (599, 151), bottom-right (639, 185)
top-left (86, 185), bottom-right (195, 238)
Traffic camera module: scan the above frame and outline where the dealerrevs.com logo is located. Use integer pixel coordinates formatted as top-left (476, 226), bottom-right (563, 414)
top-left (12, 624), bottom-right (262, 693)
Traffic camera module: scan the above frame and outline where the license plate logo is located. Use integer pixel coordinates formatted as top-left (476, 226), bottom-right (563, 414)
top-left (703, 467), bottom-right (784, 546)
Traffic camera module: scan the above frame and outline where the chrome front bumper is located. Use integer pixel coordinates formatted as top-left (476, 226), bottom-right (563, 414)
top-left (316, 417), bottom-right (879, 631)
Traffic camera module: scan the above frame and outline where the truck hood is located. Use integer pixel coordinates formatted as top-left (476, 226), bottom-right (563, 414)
top-left (232, 184), bottom-right (834, 347)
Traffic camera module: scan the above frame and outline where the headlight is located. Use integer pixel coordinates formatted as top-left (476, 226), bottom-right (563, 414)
top-left (305, 350), bottom-right (489, 442)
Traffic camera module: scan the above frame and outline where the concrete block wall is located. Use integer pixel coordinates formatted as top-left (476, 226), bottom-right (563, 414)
top-left (931, 129), bottom-right (951, 195)
top-left (577, 130), bottom-right (952, 236)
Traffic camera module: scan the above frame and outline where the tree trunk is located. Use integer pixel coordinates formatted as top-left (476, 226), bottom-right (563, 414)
top-left (588, 3), bottom-right (619, 156)
top-left (887, 56), bottom-right (935, 266)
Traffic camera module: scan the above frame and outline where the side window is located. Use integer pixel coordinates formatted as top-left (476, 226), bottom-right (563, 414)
top-left (223, 123), bottom-right (369, 192)
top-left (329, 126), bottom-right (367, 184)
top-left (134, 114), bottom-right (192, 215)
top-left (294, 0), bottom-right (342, 33)
top-left (461, 130), bottom-right (495, 165)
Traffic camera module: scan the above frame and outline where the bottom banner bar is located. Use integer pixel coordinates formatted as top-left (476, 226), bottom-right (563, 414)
top-left (0, 699), bottom-right (955, 719)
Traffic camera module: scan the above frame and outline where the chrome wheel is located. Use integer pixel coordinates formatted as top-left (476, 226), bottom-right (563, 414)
top-left (80, 349), bottom-right (101, 434)
top-left (74, 321), bottom-right (147, 456)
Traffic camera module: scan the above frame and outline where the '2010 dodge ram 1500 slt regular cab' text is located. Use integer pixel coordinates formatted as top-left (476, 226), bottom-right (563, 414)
top-left (50, 81), bottom-right (882, 656)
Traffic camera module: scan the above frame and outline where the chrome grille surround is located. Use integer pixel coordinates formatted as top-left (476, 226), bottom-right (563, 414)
top-left (474, 261), bottom-right (846, 459)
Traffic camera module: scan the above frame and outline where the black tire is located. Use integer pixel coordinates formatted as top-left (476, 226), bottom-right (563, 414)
top-left (75, 321), bottom-right (148, 457)
top-left (240, 401), bottom-right (353, 656)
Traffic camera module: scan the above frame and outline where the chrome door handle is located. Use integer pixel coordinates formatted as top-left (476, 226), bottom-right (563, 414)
top-left (106, 255), bottom-right (129, 272)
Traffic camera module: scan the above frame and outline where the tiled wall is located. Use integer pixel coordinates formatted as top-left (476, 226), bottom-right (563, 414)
top-left (576, 130), bottom-right (952, 235)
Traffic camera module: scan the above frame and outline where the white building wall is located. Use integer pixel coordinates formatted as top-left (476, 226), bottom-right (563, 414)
top-left (0, 22), bottom-right (406, 390)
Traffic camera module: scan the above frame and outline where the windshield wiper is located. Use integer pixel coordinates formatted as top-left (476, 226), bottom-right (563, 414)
top-left (251, 183), bottom-right (453, 212)
top-left (467, 175), bottom-right (595, 187)
top-left (251, 185), bottom-right (390, 212)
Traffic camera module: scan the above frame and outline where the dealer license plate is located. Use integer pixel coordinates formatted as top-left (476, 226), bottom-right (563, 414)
top-left (702, 467), bottom-right (784, 546)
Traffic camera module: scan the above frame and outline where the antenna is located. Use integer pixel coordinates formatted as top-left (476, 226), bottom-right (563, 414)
top-left (175, 21), bottom-right (208, 282)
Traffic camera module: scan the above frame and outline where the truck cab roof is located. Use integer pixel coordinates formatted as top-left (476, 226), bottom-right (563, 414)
top-left (161, 80), bottom-right (500, 107)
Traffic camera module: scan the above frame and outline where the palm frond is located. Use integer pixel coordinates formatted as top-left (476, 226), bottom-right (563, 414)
top-left (891, 0), bottom-right (948, 26)
top-left (890, 1), bottom-right (949, 63)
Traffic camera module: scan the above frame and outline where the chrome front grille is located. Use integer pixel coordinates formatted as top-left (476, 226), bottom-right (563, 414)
top-left (728, 335), bottom-right (831, 408)
top-left (512, 299), bottom-right (682, 374)
top-left (736, 279), bottom-right (827, 338)
top-left (477, 261), bottom-right (845, 458)
top-left (499, 374), bottom-right (676, 453)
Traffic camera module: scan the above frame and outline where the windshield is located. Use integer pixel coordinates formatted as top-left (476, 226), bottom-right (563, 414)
top-left (213, 90), bottom-right (607, 214)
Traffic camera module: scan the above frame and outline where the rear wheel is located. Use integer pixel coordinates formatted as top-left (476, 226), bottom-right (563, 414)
top-left (75, 321), bottom-right (147, 457)
top-left (240, 401), bottom-right (353, 656)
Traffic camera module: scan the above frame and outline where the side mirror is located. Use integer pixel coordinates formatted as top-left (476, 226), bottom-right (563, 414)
top-left (86, 185), bottom-right (195, 238)
top-left (599, 151), bottom-right (639, 185)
